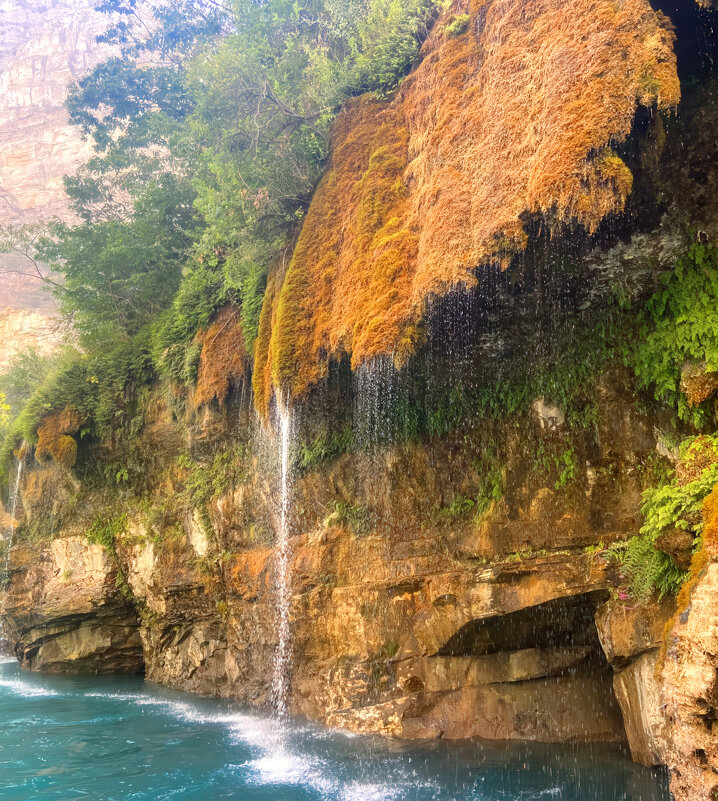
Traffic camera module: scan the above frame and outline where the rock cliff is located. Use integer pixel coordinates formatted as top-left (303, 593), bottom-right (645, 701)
top-left (0, 0), bottom-right (110, 225)
top-left (0, 0), bottom-right (111, 367)
top-left (2, 2), bottom-right (718, 800)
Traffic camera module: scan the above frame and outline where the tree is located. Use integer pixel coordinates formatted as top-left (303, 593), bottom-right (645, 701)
top-left (0, 349), bottom-right (56, 418)
top-left (37, 175), bottom-right (201, 352)
top-left (186, 0), bottom-right (439, 343)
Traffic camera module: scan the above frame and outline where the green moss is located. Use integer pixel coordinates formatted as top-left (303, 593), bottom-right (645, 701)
top-left (325, 499), bottom-right (377, 536)
top-left (296, 428), bottom-right (355, 471)
top-left (85, 511), bottom-right (136, 603)
top-left (444, 14), bottom-right (470, 37)
top-left (86, 513), bottom-right (128, 551)
top-left (177, 445), bottom-right (250, 508)
top-left (554, 447), bottom-right (578, 491)
top-left (632, 241), bottom-right (718, 425)
top-left (612, 458), bottom-right (718, 600)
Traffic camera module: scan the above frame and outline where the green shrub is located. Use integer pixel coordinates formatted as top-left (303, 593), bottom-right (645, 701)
top-left (444, 14), bottom-right (470, 37)
top-left (297, 428), bottom-right (355, 471)
top-left (325, 499), bottom-right (377, 535)
top-left (178, 445), bottom-right (250, 510)
top-left (86, 512), bottom-right (127, 551)
top-left (0, 332), bottom-right (154, 483)
top-left (554, 447), bottom-right (578, 491)
top-left (613, 459), bottom-right (718, 599)
top-left (437, 494), bottom-right (476, 523)
top-left (151, 262), bottom-right (228, 383)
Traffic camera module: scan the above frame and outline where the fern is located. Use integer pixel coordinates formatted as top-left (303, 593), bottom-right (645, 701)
top-left (632, 241), bottom-right (718, 424)
top-left (614, 460), bottom-right (718, 599)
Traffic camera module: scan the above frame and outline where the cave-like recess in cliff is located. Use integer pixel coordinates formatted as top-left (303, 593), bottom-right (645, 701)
top-left (437, 592), bottom-right (609, 657)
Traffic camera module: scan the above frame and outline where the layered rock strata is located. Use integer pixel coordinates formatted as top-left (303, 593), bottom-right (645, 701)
top-left (3, 535), bottom-right (143, 673)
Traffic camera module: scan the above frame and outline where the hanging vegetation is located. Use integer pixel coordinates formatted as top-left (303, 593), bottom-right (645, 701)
top-left (256, 0), bottom-right (680, 407)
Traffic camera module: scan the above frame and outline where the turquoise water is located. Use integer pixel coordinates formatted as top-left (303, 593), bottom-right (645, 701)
top-left (0, 657), bottom-right (669, 801)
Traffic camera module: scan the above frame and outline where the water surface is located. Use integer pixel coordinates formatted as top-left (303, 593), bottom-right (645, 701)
top-left (0, 658), bottom-right (669, 801)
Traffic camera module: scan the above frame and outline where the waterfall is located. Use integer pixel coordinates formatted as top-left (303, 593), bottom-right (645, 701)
top-left (8, 457), bottom-right (23, 541)
top-left (272, 403), bottom-right (293, 718)
top-left (1, 456), bottom-right (23, 645)
top-left (354, 355), bottom-right (397, 451)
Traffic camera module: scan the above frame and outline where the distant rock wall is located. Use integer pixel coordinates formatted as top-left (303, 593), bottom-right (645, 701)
top-left (0, 0), bottom-right (110, 224)
top-left (0, 0), bottom-right (110, 369)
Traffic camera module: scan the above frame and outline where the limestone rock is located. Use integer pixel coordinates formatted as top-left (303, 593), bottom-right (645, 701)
top-left (595, 597), bottom-right (675, 668)
top-left (662, 561), bottom-right (718, 801)
top-left (394, 648), bottom-right (595, 693)
top-left (655, 528), bottom-right (695, 571)
top-left (613, 651), bottom-right (668, 766)
top-left (0, 0), bottom-right (112, 225)
top-left (2, 536), bottom-right (143, 673)
top-left (532, 398), bottom-right (565, 431)
top-left (680, 360), bottom-right (718, 408)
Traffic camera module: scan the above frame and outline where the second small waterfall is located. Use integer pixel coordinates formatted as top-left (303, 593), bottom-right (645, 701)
top-left (272, 404), bottom-right (293, 718)
top-left (1, 455), bottom-right (23, 644)
top-left (8, 456), bottom-right (23, 541)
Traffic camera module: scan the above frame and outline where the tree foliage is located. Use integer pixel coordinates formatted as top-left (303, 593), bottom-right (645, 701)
top-left (0, 0), bottom-right (439, 475)
top-left (37, 175), bottom-right (201, 352)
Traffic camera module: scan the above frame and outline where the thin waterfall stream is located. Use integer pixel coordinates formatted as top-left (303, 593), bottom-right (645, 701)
top-left (1, 455), bottom-right (23, 643)
top-left (272, 403), bottom-right (293, 719)
top-left (8, 455), bottom-right (23, 540)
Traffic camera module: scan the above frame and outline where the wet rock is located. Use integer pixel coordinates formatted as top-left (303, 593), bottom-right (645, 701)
top-left (595, 597), bottom-right (675, 668)
top-left (613, 651), bottom-right (667, 766)
top-left (655, 528), bottom-right (695, 571)
top-left (3, 537), bottom-right (143, 673)
top-left (394, 648), bottom-right (595, 693)
top-left (329, 671), bottom-right (626, 743)
top-left (532, 398), bottom-right (565, 431)
top-left (662, 561), bottom-right (718, 801)
top-left (595, 597), bottom-right (675, 766)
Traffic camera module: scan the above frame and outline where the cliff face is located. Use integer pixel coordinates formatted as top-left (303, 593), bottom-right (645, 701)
top-left (5, 370), bottom-right (651, 743)
top-left (254, 0), bottom-right (680, 409)
top-left (0, 269), bottom-right (61, 370)
top-left (3, 2), bottom-right (718, 800)
top-left (0, 0), bottom-right (111, 367)
top-left (0, 0), bottom-right (110, 225)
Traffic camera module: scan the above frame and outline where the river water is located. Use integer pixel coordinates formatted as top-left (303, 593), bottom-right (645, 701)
top-left (0, 657), bottom-right (669, 801)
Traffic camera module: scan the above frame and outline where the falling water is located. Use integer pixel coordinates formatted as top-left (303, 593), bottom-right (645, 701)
top-left (8, 457), bottom-right (23, 541)
top-left (1, 455), bottom-right (23, 644)
top-left (354, 355), bottom-right (398, 451)
top-left (272, 403), bottom-right (293, 719)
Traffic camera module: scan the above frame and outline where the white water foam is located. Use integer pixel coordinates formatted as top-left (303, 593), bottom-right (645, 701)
top-left (84, 688), bottom-right (429, 800)
top-left (0, 677), bottom-right (59, 697)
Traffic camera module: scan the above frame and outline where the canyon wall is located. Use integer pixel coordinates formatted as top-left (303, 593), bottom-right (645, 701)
top-left (0, 0), bottom-right (110, 224)
top-left (2, 2), bottom-right (718, 801)
top-left (0, 0), bottom-right (111, 369)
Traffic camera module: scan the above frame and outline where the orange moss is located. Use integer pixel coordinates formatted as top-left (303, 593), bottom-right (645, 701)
top-left (53, 436), bottom-right (78, 469)
top-left (253, 269), bottom-right (283, 418)
top-left (256, 0), bottom-right (680, 409)
top-left (701, 483), bottom-right (718, 553)
top-left (193, 305), bottom-right (249, 408)
top-left (35, 406), bottom-right (82, 468)
top-left (657, 485), bottom-right (718, 674)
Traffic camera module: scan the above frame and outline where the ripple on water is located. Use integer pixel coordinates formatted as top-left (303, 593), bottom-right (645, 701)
top-left (0, 660), bottom-right (670, 801)
top-left (0, 677), bottom-right (59, 697)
